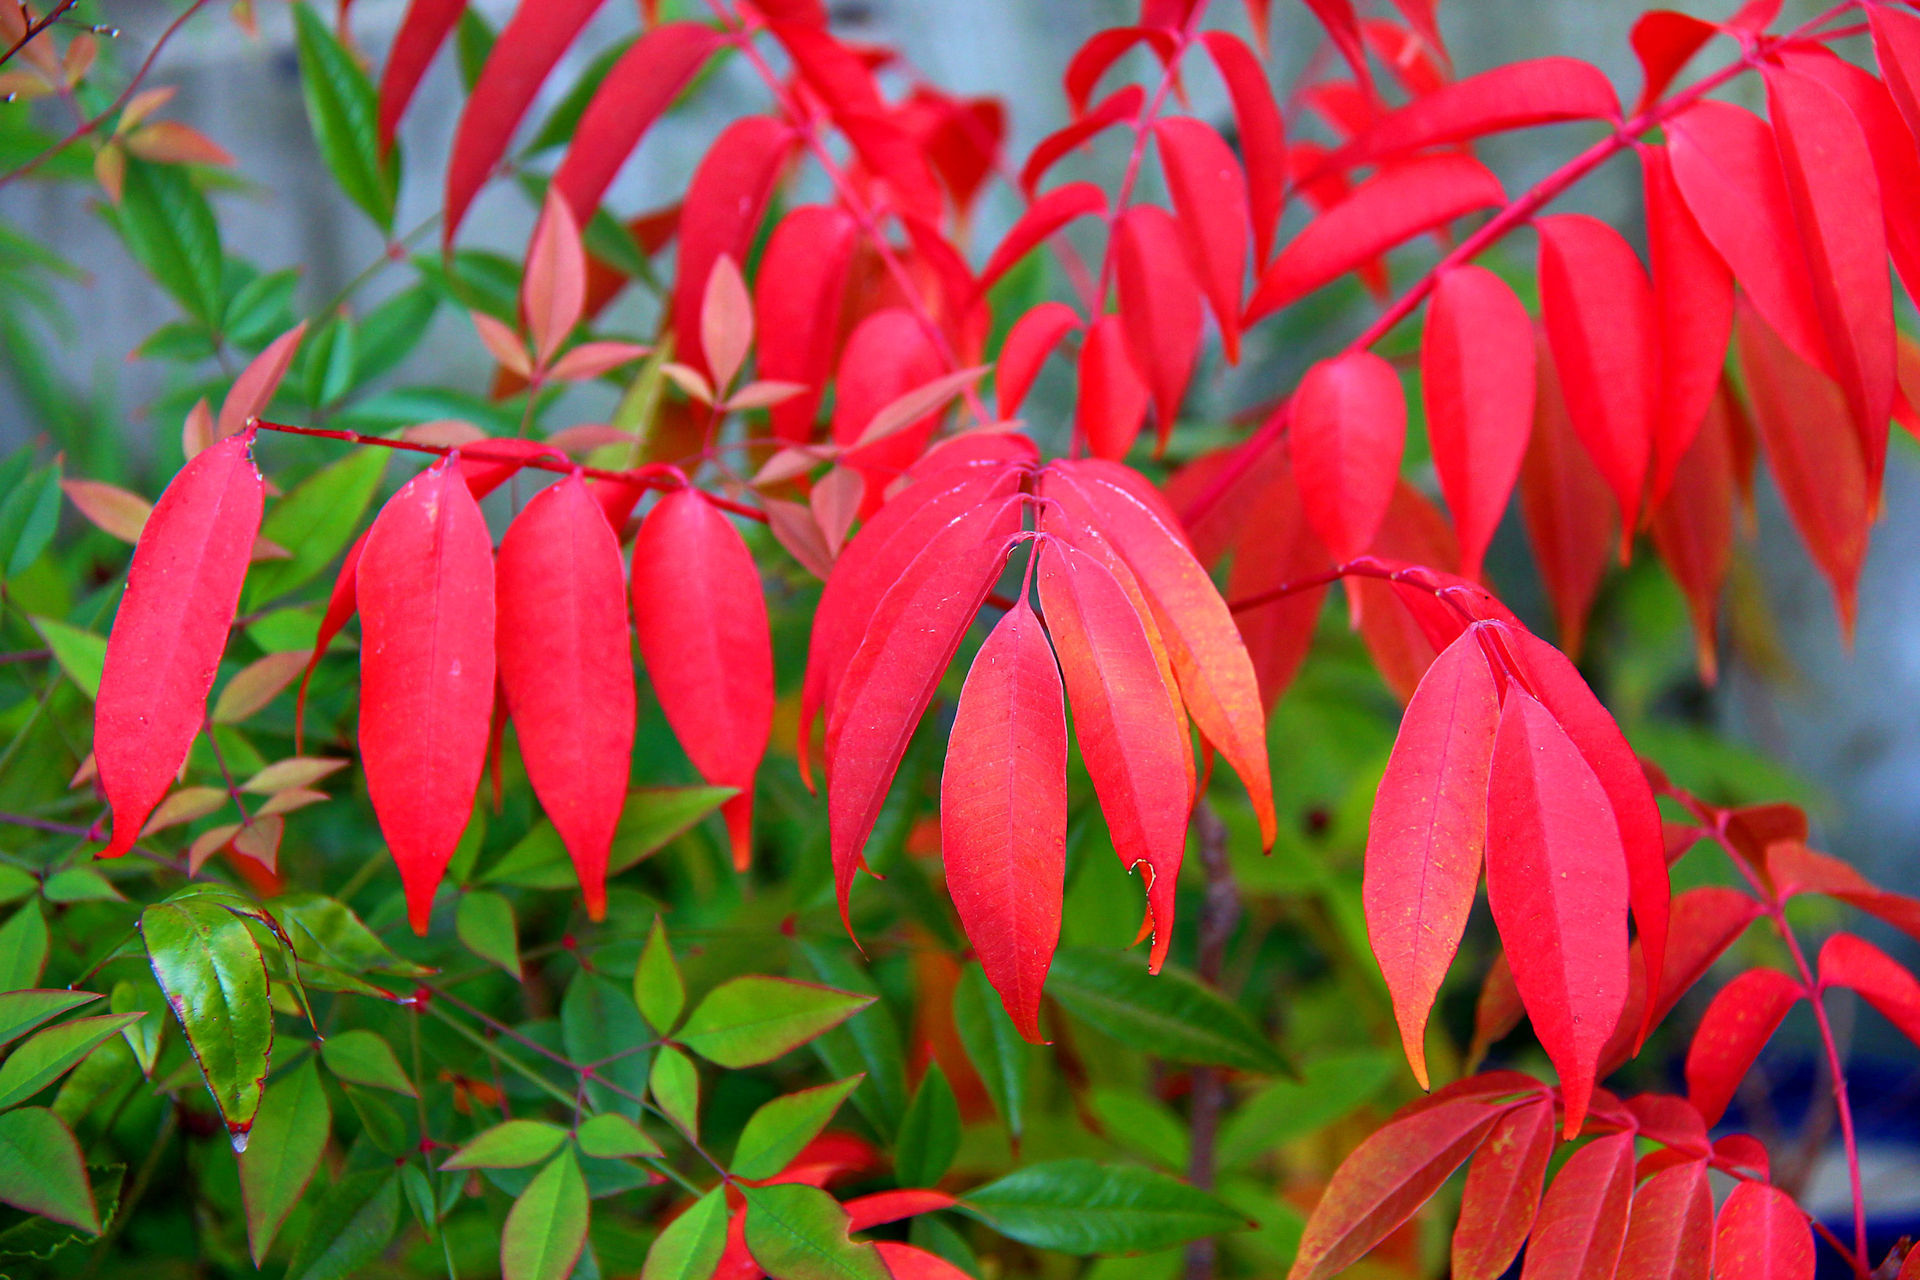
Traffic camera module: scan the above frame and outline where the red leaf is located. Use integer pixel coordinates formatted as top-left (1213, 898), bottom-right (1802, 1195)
top-left (1521, 1132), bottom-right (1635, 1280)
top-left (978, 181), bottom-right (1107, 295)
top-left (1342, 57), bottom-right (1616, 164)
top-left (1063, 26), bottom-right (1175, 118)
top-left (631, 489), bottom-right (773, 872)
top-left (1712, 1182), bottom-right (1813, 1280)
top-left (832, 310), bottom-right (949, 512)
top-left (357, 463), bottom-right (495, 932)
top-left (1291, 1095), bottom-right (1506, 1280)
top-left (1819, 931), bottom-right (1920, 1051)
top-left (377, 0), bottom-right (464, 153)
top-left (1641, 144), bottom-right (1733, 506)
top-left (1650, 385), bottom-right (1738, 682)
top-left (1422, 265), bottom-right (1534, 579)
top-left (1766, 64), bottom-right (1895, 492)
top-left (1684, 967), bottom-right (1803, 1125)
top-left (1115, 205), bottom-right (1204, 442)
top-left (1076, 315), bottom-right (1150, 462)
top-left (1666, 100), bottom-right (1831, 377)
top-left (216, 322), bottom-right (306, 443)
top-left (996, 302), bottom-right (1081, 419)
top-left (1365, 628), bottom-right (1500, 1089)
top-left (495, 476), bottom-right (633, 919)
top-left (842, 1189), bottom-right (956, 1232)
top-left (826, 501), bottom-right (1021, 927)
top-left (1639, 887), bottom-right (1763, 1045)
top-left (1041, 461), bottom-right (1276, 847)
top-left (1035, 540), bottom-right (1191, 969)
top-left (1484, 688), bottom-right (1629, 1137)
top-left (1156, 117), bottom-right (1249, 362)
top-left (1768, 841), bottom-right (1920, 946)
top-left (1351, 483), bottom-right (1460, 701)
top-left (875, 1242), bottom-right (972, 1280)
top-left (755, 205), bottom-right (859, 444)
top-left (550, 22), bottom-right (721, 224)
top-left (1734, 300), bottom-right (1872, 634)
top-left (1020, 87), bottom-right (1144, 198)
top-left (1519, 344), bottom-right (1616, 659)
top-left (1300, 0), bottom-right (1375, 104)
top-left (672, 117), bottom-right (794, 380)
top-left (1452, 1087), bottom-right (1554, 1280)
top-left (1871, 6), bottom-right (1920, 142)
top-left (1290, 351), bottom-right (1406, 563)
top-left (1200, 32), bottom-right (1286, 268)
top-left (444, 0), bottom-right (605, 241)
top-left (1225, 460), bottom-right (1332, 710)
top-left (1630, 11), bottom-right (1716, 112)
top-left (941, 598), bottom-right (1066, 1042)
top-left (1247, 155), bottom-right (1505, 320)
top-left (1536, 214), bottom-right (1655, 537)
top-left (96, 433), bottom-right (264, 855)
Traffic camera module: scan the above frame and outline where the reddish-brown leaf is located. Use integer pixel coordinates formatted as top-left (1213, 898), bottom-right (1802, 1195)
top-left (377, 0), bottom-right (465, 152)
top-left (1020, 87), bottom-right (1144, 198)
top-left (1156, 117), bottom-right (1249, 361)
top-left (996, 302), bottom-right (1081, 419)
top-left (1422, 265), bottom-right (1534, 580)
top-left (1036, 540), bottom-right (1192, 969)
top-left (216, 322), bottom-right (306, 443)
top-left (96, 434), bottom-right (264, 855)
top-left (672, 117), bottom-right (794, 380)
top-left (1288, 1095), bottom-right (1505, 1280)
top-left (551, 22), bottom-right (722, 223)
top-left (1765, 65), bottom-right (1895, 494)
top-left (1290, 351), bottom-right (1406, 563)
top-left (1641, 145), bottom-right (1732, 506)
top-left (756, 205), bottom-right (859, 444)
top-left (357, 462), bottom-right (495, 932)
top-left (1601, 887), bottom-right (1762, 1074)
top-left (1819, 932), bottom-right (1920, 1051)
top-left (1519, 344), bottom-right (1616, 658)
top-left (631, 489), bottom-right (772, 872)
top-left (1630, 10), bottom-right (1716, 112)
top-left (941, 598), bottom-right (1066, 1042)
top-left (1247, 155), bottom-right (1504, 320)
top-left (1650, 385), bottom-right (1737, 682)
top-left (444, 0), bottom-right (604, 240)
top-left (1452, 1096), bottom-right (1554, 1280)
top-left (1520, 1132), bottom-right (1635, 1280)
top-left (1768, 842), bottom-right (1920, 946)
top-left (978, 181), bottom-right (1107, 294)
top-left (1076, 315), bottom-right (1150, 462)
top-left (1684, 967), bottom-right (1803, 1125)
top-left (1115, 205), bottom-right (1204, 443)
top-left (1343, 57), bottom-right (1616, 164)
top-left (495, 476), bottom-right (633, 919)
top-left (1712, 1182), bottom-right (1813, 1280)
top-left (522, 189), bottom-right (586, 367)
top-left (1485, 688), bottom-right (1630, 1137)
top-left (1667, 100), bottom-right (1831, 377)
top-left (1200, 31), bottom-right (1286, 267)
top-left (1734, 300), bottom-right (1872, 634)
top-left (1365, 627), bottom-right (1499, 1089)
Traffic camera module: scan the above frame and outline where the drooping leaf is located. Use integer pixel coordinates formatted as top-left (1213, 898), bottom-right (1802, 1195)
top-left (978, 181), bottom-right (1107, 294)
top-left (1451, 1096), bottom-right (1553, 1280)
top-left (0, 1107), bottom-right (97, 1234)
top-left (641, 1187), bottom-right (729, 1280)
top-left (1650, 388), bottom-right (1739, 681)
top-left (293, 3), bottom-right (395, 230)
top-left (1712, 1181), bottom-right (1812, 1280)
top-left (1076, 314), bottom-right (1151, 462)
top-left (284, 1168), bottom-right (400, 1280)
top-left (1115, 204), bottom-right (1205, 444)
top-left (743, 1182), bottom-right (889, 1280)
top-left (0, 990), bottom-right (99, 1051)
top-left (319, 1028), bottom-right (416, 1096)
top-left (1817, 932), bottom-right (1920, 1051)
top-left (755, 204), bottom-right (859, 443)
top-left (502, 1149), bottom-right (589, 1280)
top-left (1290, 350), bottom-right (1406, 562)
top-left (996, 302), bottom-right (1081, 419)
top-left (1684, 967), bottom-right (1804, 1125)
top-left (961, 1159), bottom-right (1245, 1256)
top-left (1045, 947), bottom-right (1288, 1074)
top-left (1519, 1131), bottom-right (1634, 1280)
top-left (678, 976), bottom-right (871, 1069)
top-left (670, 116), bottom-right (794, 380)
top-left (1156, 117), bottom-right (1248, 361)
top-left (1641, 145), bottom-right (1733, 506)
top-left (895, 1064), bottom-right (961, 1189)
top-left (1618, 1159), bottom-right (1713, 1280)
top-left (239, 1058), bottom-right (330, 1264)
top-left (142, 891), bottom-right (271, 1146)
top-left (1200, 32), bottom-right (1285, 267)
top-left (375, 0), bottom-right (465, 151)
top-left (953, 962), bottom-right (1029, 1142)
top-left (1340, 57), bottom-right (1616, 162)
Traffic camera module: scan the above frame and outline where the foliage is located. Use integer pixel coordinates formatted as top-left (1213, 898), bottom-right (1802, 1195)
top-left (0, 0), bottom-right (1919, 1277)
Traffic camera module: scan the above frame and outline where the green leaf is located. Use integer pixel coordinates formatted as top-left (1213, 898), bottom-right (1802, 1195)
top-left (895, 1063), bottom-right (960, 1188)
top-left (0, 903), bottom-right (46, 990)
top-left (291, 2), bottom-right (396, 230)
top-left (106, 160), bottom-right (224, 326)
top-left (42, 866), bottom-right (122, 904)
top-left (245, 447), bottom-right (387, 607)
top-left (641, 1185), bottom-right (728, 1280)
top-left (0, 1162), bottom-right (120, 1261)
top-left (485, 786), bottom-right (736, 888)
top-left (679, 977), bottom-right (870, 1069)
top-left (794, 940), bottom-right (908, 1139)
top-left (634, 916), bottom-right (684, 1035)
top-left (563, 971), bottom-right (650, 1120)
top-left (0, 865), bottom-right (35, 907)
top-left (741, 1183), bottom-right (889, 1280)
top-left (0, 1014), bottom-right (142, 1111)
top-left (354, 284), bottom-right (439, 383)
top-left (1044, 948), bottom-right (1289, 1075)
top-left (575, 1112), bottom-right (661, 1160)
top-left (953, 964), bottom-right (1028, 1143)
top-left (731, 1076), bottom-right (863, 1181)
top-left (960, 1160), bottom-right (1245, 1255)
top-left (0, 460), bottom-right (61, 579)
top-left (271, 893), bottom-right (429, 977)
top-left (31, 617), bottom-right (104, 700)
top-left (0, 989), bottom-right (98, 1050)
top-left (502, 1149), bottom-right (589, 1280)
top-left (648, 1046), bottom-right (698, 1141)
top-left (224, 268), bottom-right (301, 348)
top-left (239, 1058), bottom-right (331, 1264)
top-left (442, 1119), bottom-right (569, 1171)
top-left (1087, 1088), bottom-right (1188, 1171)
top-left (109, 982), bottom-right (163, 1076)
top-left (454, 7), bottom-right (494, 88)
top-left (142, 893), bottom-right (274, 1147)
top-left (0, 1107), bottom-right (97, 1233)
top-left (319, 1028), bottom-right (416, 1096)
top-left (285, 1168), bottom-right (400, 1280)
top-left (1215, 1049), bottom-right (1398, 1171)
top-left (455, 890), bottom-right (521, 979)
top-left (302, 314), bottom-right (358, 408)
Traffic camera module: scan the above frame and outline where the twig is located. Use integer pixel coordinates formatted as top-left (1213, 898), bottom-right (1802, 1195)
top-left (0, 0), bottom-right (76, 68)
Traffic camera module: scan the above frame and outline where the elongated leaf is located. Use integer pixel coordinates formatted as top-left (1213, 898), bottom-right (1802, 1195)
top-left (1344, 57), bottom-right (1615, 163)
top-left (293, 3), bottom-right (395, 230)
top-left (1366, 627), bottom-right (1500, 1088)
top-left (1619, 1160), bottom-right (1713, 1280)
top-left (483, 785), bottom-right (732, 889)
top-left (502, 1149), bottom-right (588, 1280)
top-left (996, 302), bottom-right (1080, 419)
top-left (963, 1159), bottom-right (1244, 1255)
top-left (1156, 117), bottom-right (1248, 362)
top-left (642, 1187), bottom-right (729, 1280)
top-left (1524, 356), bottom-right (1616, 646)
top-left (895, 1065), bottom-right (960, 1188)
top-left (552, 22), bottom-right (721, 223)
top-left (1684, 967), bottom-right (1803, 1125)
top-left (1641, 145), bottom-right (1733, 507)
top-left (757, 205), bottom-right (859, 443)
top-left (1045, 947), bottom-right (1287, 1074)
top-left (1200, 32), bottom-right (1285, 268)
top-left (953, 962), bottom-right (1029, 1141)
top-left (1076, 314), bottom-right (1150, 462)
top-left (1019, 87), bottom-right (1143, 197)
top-left (979, 181), bottom-right (1106, 293)
top-left (744, 1183), bottom-right (889, 1280)
top-left (731, 1076), bottom-right (862, 1180)
top-left (1216, 1049), bottom-right (1397, 1170)
top-left (941, 599), bottom-right (1066, 1043)
top-left (142, 891), bottom-right (271, 1146)
top-left (1452, 1097), bottom-right (1553, 1280)
top-left (1116, 204), bottom-right (1206, 445)
top-left (216, 322), bottom-right (306, 444)
top-left (0, 990), bottom-right (99, 1051)
top-left (0, 1107), bottom-right (96, 1233)
top-left (632, 488), bottom-right (771, 872)
top-left (1291, 350), bottom-right (1406, 562)
top-left (1520, 1131), bottom-right (1634, 1280)
top-left (1650, 387), bottom-right (1738, 679)
top-left (109, 160), bottom-right (224, 326)
top-left (376, 0), bottom-right (464, 150)
top-left (671, 116), bottom-right (794, 379)
top-left (357, 462), bottom-right (495, 932)
top-left (576, 1112), bottom-right (661, 1160)
top-left (285, 1168), bottom-right (400, 1280)
top-left (497, 475), bottom-right (633, 914)
top-left (0, 1011), bottom-right (141, 1114)
top-left (319, 1028), bottom-right (416, 1096)
top-left (96, 433), bottom-right (263, 854)
top-left (239, 1058), bottom-right (330, 1264)
top-left (442, 1119), bottom-right (569, 1171)
top-left (1817, 932), bottom-right (1920, 1050)
top-left (679, 976), bottom-right (871, 1069)
top-left (1712, 1182), bottom-right (1812, 1280)
top-left (246, 446), bottom-right (386, 608)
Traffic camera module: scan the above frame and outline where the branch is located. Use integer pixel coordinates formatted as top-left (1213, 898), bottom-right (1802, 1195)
top-left (0, 0), bottom-right (76, 69)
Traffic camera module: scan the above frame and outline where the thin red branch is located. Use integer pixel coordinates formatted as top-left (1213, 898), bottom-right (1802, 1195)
top-left (0, 0), bottom-right (77, 69)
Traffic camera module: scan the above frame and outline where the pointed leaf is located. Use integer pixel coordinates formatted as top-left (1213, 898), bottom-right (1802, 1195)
top-left (731, 1076), bottom-right (862, 1180)
top-left (743, 1182), bottom-right (889, 1280)
top-left (217, 322), bottom-right (307, 443)
top-left (978, 181), bottom-right (1106, 293)
top-left (1642, 146), bottom-right (1733, 507)
top-left (1712, 1182), bottom-right (1812, 1280)
top-left (522, 190), bottom-right (586, 365)
top-left (953, 962), bottom-right (1029, 1141)
top-left (1045, 947), bottom-right (1288, 1073)
top-left (1342, 57), bottom-right (1616, 162)
top-left (320, 1028), bottom-right (416, 1096)
top-left (376, 0), bottom-right (465, 151)
top-left (240, 1058), bottom-right (330, 1264)
top-left (142, 892), bottom-right (269, 1145)
top-left (1156, 117), bottom-right (1248, 361)
top-left (1685, 967), bottom-right (1803, 1125)
top-left (642, 1187), bottom-right (729, 1280)
top-left (443, 1120), bottom-right (569, 1170)
top-left (671, 116), bottom-right (793, 379)
top-left (284, 1168), bottom-right (400, 1280)
top-left (996, 301), bottom-right (1080, 418)
top-left (756, 205), bottom-right (859, 442)
top-left (679, 976), bottom-right (872, 1069)
top-left (1452, 1096), bottom-right (1553, 1280)
top-left (1291, 350), bottom-right (1406, 562)
top-left (636, 917), bottom-right (685, 1035)
top-left (1619, 1160), bottom-right (1713, 1280)
top-left (961, 1159), bottom-right (1245, 1255)
top-left (1076, 314), bottom-right (1149, 461)
top-left (501, 1150), bottom-right (588, 1280)
top-left (1519, 1131), bottom-right (1634, 1280)
top-left (1818, 932), bottom-right (1920, 1051)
